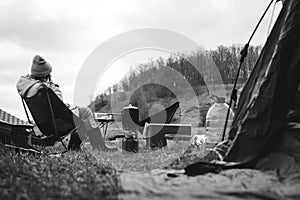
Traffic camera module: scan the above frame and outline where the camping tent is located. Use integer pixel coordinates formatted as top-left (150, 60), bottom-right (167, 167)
top-left (223, 0), bottom-right (300, 164)
top-left (186, 0), bottom-right (300, 176)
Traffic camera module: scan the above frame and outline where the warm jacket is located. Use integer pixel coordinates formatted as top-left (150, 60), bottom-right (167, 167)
top-left (16, 75), bottom-right (99, 131)
top-left (16, 75), bottom-right (63, 100)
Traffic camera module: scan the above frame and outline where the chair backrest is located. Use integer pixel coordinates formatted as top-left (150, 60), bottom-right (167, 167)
top-left (137, 102), bottom-right (179, 133)
top-left (22, 85), bottom-right (81, 138)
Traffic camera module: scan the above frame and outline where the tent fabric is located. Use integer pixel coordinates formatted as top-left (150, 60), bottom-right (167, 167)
top-left (119, 169), bottom-right (300, 200)
top-left (222, 0), bottom-right (300, 164)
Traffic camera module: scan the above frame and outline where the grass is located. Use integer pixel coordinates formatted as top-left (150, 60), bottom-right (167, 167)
top-left (0, 144), bottom-right (120, 200)
top-left (0, 91), bottom-right (214, 199)
top-left (86, 139), bottom-right (194, 172)
top-left (0, 130), bottom-right (220, 200)
top-left (0, 136), bottom-right (206, 199)
top-left (82, 133), bottom-right (210, 173)
top-left (0, 127), bottom-right (207, 199)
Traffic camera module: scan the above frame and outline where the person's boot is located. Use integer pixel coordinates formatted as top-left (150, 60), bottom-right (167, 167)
top-left (88, 128), bottom-right (118, 152)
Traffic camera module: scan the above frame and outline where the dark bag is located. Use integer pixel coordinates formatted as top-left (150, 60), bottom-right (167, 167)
top-left (122, 137), bottom-right (138, 153)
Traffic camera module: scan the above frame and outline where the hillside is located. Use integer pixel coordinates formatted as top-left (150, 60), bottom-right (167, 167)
top-left (93, 84), bottom-right (241, 138)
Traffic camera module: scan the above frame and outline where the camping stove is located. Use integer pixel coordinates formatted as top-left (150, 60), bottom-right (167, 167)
top-left (121, 104), bottom-right (139, 153)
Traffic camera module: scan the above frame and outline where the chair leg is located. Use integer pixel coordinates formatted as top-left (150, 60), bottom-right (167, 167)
top-left (67, 131), bottom-right (82, 151)
top-left (60, 139), bottom-right (68, 151)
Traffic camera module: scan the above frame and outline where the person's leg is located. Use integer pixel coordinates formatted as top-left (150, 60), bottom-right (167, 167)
top-left (87, 127), bottom-right (108, 150)
top-left (77, 107), bottom-right (100, 130)
top-left (68, 131), bottom-right (82, 151)
top-left (77, 107), bottom-right (117, 151)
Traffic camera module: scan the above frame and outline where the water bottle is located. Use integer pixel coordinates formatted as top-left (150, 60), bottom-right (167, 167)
top-left (205, 97), bottom-right (234, 149)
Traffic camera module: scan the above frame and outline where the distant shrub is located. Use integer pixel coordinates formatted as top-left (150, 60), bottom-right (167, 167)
top-left (129, 83), bottom-right (178, 120)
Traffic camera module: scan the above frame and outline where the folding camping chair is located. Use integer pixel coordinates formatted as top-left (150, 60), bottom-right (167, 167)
top-left (138, 102), bottom-right (186, 149)
top-left (21, 84), bottom-right (91, 151)
top-left (137, 101), bottom-right (180, 133)
top-left (140, 102), bottom-right (180, 148)
top-left (107, 102), bottom-right (180, 141)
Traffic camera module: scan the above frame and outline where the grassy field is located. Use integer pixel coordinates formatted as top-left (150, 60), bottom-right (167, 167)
top-left (86, 139), bottom-right (205, 173)
top-left (0, 132), bottom-right (210, 199)
top-left (0, 138), bottom-right (207, 199)
top-left (0, 144), bottom-right (120, 200)
top-left (0, 91), bottom-right (221, 199)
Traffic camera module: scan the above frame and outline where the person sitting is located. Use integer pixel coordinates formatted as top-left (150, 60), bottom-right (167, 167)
top-left (16, 55), bottom-right (117, 152)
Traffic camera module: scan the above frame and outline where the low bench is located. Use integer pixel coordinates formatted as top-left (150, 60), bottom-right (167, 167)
top-left (143, 123), bottom-right (192, 149)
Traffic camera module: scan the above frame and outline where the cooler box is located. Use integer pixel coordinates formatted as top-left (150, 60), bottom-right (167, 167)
top-left (0, 108), bottom-right (38, 152)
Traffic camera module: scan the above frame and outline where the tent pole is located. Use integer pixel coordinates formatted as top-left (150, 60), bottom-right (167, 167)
top-left (221, 0), bottom-right (276, 141)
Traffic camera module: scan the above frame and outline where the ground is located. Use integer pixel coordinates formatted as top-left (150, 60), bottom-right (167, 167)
top-left (0, 144), bottom-right (120, 200)
top-left (2, 90), bottom-right (300, 199)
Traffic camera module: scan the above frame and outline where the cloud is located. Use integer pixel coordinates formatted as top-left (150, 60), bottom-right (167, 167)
top-left (0, 0), bottom-right (89, 52)
top-left (113, 0), bottom-right (280, 48)
top-left (0, 0), bottom-right (282, 118)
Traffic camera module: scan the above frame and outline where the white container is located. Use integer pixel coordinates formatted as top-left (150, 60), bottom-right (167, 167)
top-left (205, 97), bottom-right (234, 148)
top-left (122, 104), bottom-right (139, 132)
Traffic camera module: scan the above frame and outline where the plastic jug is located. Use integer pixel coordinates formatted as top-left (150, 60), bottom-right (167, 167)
top-left (205, 97), bottom-right (234, 148)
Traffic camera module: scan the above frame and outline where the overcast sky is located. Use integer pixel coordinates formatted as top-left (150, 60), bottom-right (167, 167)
top-left (0, 0), bottom-right (282, 120)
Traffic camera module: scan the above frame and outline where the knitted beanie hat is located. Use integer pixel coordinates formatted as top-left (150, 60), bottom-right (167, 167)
top-left (31, 55), bottom-right (52, 77)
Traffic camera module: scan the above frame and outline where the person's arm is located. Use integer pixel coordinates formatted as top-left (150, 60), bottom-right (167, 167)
top-left (49, 82), bottom-right (64, 101)
top-left (47, 75), bottom-right (74, 108)
top-left (46, 75), bottom-right (64, 101)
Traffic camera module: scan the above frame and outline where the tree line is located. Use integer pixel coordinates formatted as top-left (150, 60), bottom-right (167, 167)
top-left (90, 44), bottom-right (262, 113)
